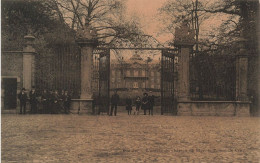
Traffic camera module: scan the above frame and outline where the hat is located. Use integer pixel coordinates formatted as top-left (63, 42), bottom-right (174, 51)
top-left (22, 88), bottom-right (25, 91)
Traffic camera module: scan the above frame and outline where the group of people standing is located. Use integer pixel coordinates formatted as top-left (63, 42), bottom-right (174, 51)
top-left (110, 91), bottom-right (156, 116)
top-left (18, 87), bottom-right (71, 114)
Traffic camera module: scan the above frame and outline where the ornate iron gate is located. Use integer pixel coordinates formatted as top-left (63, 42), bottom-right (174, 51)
top-left (96, 49), bottom-right (110, 114)
top-left (161, 49), bottom-right (177, 115)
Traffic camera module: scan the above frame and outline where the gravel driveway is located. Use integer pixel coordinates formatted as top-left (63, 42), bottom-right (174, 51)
top-left (2, 114), bottom-right (260, 162)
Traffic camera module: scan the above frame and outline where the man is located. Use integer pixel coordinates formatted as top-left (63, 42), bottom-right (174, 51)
top-left (18, 88), bottom-right (27, 114)
top-left (52, 90), bottom-right (60, 114)
top-left (41, 89), bottom-right (49, 114)
top-left (142, 93), bottom-right (149, 115)
top-left (148, 91), bottom-right (155, 115)
top-left (63, 90), bottom-right (71, 114)
top-left (110, 90), bottom-right (119, 116)
top-left (29, 86), bottom-right (38, 114)
top-left (125, 95), bottom-right (132, 115)
top-left (60, 90), bottom-right (65, 113)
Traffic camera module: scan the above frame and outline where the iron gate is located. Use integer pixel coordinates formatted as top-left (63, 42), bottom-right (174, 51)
top-left (96, 49), bottom-right (110, 114)
top-left (161, 49), bottom-right (177, 115)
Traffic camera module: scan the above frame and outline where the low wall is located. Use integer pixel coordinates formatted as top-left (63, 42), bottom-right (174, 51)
top-left (70, 99), bottom-right (93, 114)
top-left (177, 101), bottom-right (250, 117)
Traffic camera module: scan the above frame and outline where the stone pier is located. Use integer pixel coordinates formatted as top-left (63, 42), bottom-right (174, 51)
top-left (174, 22), bottom-right (250, 116)
top-left (23, 34), bottom-right (36, 91)
top-left (234, 36), bottom-right (250, 116)
top-left (236, 38), bottom-right (249, 101)
top-left (72, 25), bottom-right (98, 114)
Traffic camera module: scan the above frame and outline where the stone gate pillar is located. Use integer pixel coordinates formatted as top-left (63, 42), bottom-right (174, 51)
top-left (75, 25), bottom-right (98, 114)
top-left (174, 21), bottom-right (195, 101)
top-left (236, 37), bottom-right (249, 101)
top-left (23, 34), bottom-right (36, 91)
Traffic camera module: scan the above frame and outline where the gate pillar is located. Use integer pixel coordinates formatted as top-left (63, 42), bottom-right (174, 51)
top-left (174, 21), bottom-right (195, 101)
top-left (75, 25), bottom-right (98, 114)
top-left (23, 34), bottom-right (36, 91)
top-left (236, 37), bottom-right (249, 101)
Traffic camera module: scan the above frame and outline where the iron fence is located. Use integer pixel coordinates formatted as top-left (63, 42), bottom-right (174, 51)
top-left (190, 52), bottom-right (236, 101)
top-left (35, 43), bottom-right (81, 98)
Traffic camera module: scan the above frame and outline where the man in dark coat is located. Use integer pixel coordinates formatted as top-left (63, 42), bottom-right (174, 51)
top-left (63, 90), bottom-right (71, 114)
top-left (60, 90), bottom-right (65, 113)
top-left (29, 87), bottom-right (38, 114)
top-left (110, 90), bottom-right (120, 116)
top-left (52, 90), bottom-right (60, 114)
top-left (142, 93), bottom-right (149, 115)
top-left (126, 95), bottom-right (132, 115)
top-left (18, 88), bottom-right (27, 114)
top-left (41, 89), bottom-right (49, 114)
top-left (148, 91), bottom-right (155, 115)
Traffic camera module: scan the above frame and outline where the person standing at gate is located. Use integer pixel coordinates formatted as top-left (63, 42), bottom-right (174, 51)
top-left (126, 95), bottom-right (132, 115)
top-left (110, 90), bottom-right (119, 116)
top-left (41, 89), bottom-right (49, 114)
top-left (63, 90), bottom-right (71, 114)
top-left (142, 93), bottom-right (149, 115)
top-left (52, 90), bottom-right (60, 114)
top-left (148, 91), bottom-right (155, 116)
top-left (135, 96), bottom-right (141, 115)
top-left (18, 88), bottom-right (27, 114)
top-left (60, 90), bottom-right (65, 113)
top-left (29, 86), bottom-right (38, 114)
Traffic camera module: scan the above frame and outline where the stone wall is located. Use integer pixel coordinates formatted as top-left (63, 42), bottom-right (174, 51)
top-left (1, 52), bottom-right (24, 109)
top-left (1, 53), bottom-right (23, 87)
top-left (177, 101), bottom-right (250, 117)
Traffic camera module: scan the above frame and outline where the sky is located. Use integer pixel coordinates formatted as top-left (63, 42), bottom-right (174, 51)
top-left (125, 0), bottom-right (169, 43)
top-left (124, 0), bottom-right (236, 44)
top-left (111, 0), bottom-right (240, 61)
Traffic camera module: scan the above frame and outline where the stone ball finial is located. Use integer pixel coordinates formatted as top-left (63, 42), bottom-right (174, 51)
top-left (24, 34), bottom-right (35, 46)
top-left (174, 21), bottom-right (195, 46)
top-left (76, 25), bottom-right (98, 46)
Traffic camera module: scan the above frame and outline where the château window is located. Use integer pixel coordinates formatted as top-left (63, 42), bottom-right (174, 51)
top-left (134, 70), bottom-right (138, 77)
top-left (133, 82), bottom-right (138, 88)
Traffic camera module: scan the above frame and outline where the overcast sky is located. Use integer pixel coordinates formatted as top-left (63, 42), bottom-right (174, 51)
top-left (125, 0), bottom-right (169, 43)
top-left (124, 0), bottom-right (236, 44)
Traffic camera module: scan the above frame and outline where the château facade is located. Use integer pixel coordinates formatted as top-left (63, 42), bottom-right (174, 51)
top-left (110, 53), bottom-right (161, 99)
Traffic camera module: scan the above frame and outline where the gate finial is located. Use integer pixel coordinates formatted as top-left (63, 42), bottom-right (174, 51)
top-left (174, 21), bottom-right (195, 47)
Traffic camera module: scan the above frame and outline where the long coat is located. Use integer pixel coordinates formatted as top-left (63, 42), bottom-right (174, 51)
top-left (141, 96), bottom-right (149, 110)
top-left (111, 94), bottom-right (120, 105)
top-left (125, 98), bottom-right (132, 110)
top-left (18, 92), bottom-right (27, 104)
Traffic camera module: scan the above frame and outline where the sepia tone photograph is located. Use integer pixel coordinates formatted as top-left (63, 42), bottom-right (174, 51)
top-left (1, 0), bottom-right (260, 162)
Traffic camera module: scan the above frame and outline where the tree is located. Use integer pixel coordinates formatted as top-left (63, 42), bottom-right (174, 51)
top-left (159, 0), bottom-right (259, 106)
top-left (199, 0), bottom-right (259, 114)
top-left (50, 0), bottom-right (144, 46)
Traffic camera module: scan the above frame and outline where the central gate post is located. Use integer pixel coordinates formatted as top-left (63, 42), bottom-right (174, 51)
top-left (174, 21), bottom-right (195, 101)
top-left (75, 25), bottom-right (98, 114)
top-left (174, 21), bottom-right (195, 115)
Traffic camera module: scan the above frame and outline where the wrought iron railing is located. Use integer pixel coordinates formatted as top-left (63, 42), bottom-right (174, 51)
top-left (190, 53), bottom-right (236, 101)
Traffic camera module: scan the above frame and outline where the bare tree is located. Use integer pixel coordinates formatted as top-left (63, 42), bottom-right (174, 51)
top-left (49, 0), bottom-right (145, 46)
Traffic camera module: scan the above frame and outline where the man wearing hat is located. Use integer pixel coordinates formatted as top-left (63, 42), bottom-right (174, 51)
top-left (148, 91), bottom-right (155, 115)
top-left (29, 86), bottom-right (38, 114)
top-left (18, 88), bottom-right (27, 114)
top-left (141, 92), bottom-right (149, 115)
top-left (110, 90), bottom-right (120, 116)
